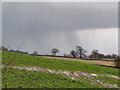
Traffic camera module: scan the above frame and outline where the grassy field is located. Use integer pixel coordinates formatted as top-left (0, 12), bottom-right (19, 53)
top-left (101, 58), bottom-right (114, 61)
top-left (83, 57), bottom-right (114, 61)
top-left (2, 50), bottom-right (119, 88)
top-left (42, 56), bottom-right (115, 67)
top-left (3, 68), bottom-right (108, 88)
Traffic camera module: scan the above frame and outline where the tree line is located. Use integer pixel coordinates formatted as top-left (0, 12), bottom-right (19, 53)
top-left (51, 46), bottom-right (118, 60)
top-left (1, 46), bottom-right (120, 67)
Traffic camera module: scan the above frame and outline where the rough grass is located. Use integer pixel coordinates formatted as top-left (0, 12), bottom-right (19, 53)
top-left (2, 51), bottom-right (119, 76)
top-left (42, 56), bottom-right (115, 67)
top-left (3, 68), bottom-right (107, 88)
top-left (2, 50), bottom-right (120, 88)
top-left (101, 58), bottom-right (114, 61)
top-left (96, 76), bottom-right (118, 86)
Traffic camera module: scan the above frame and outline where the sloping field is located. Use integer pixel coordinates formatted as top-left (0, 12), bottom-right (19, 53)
top-left (2, 50), bottom-right (120, 88)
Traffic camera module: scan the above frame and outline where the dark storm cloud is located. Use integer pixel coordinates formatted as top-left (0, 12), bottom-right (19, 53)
top-left (2, 2), bottom-right (118, 54)
top-left (3, 2), bottom-right (117, 32)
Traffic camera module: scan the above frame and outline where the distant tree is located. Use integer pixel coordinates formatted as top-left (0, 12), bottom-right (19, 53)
top-left (105, 54), bottom-right (112, 58)
top-left (76, 46), bottom-right (87, 58)
top-left (91, 50), bottom-right (99, 59)
top-left (90, 50), bottom-right (104, 59)
top-left (112, 54), bottom-right (118, 59)
top-left (98, 54), bottom-right (104, 59)
top-left (0, 46), bottom-right (8, 51)
top-left (32, 51), bottom-right (38, 55)
top-left (70, 50), bottom-right (76, 58)
top-left (51, 48), bottom-right (59, 56)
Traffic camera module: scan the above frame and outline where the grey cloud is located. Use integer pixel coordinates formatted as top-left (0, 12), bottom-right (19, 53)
top-left (3, 2), bottom-right (117, 32)
top-left (2, 2), bottom-right (118, 55)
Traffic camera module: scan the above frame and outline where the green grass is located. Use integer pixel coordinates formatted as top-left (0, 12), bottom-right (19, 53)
top-left (2, 51), bottom-right (119, 76)
top-left (83, 57), bottom-right (114, 61)
top-left (3, 68), bottom-right (107, 88)
top-left (101, 58), bottom-right (114, 61)
top-left (2, 50), bottom-right (119, 88)
top-left (96, 76), bottom-right (118, 86)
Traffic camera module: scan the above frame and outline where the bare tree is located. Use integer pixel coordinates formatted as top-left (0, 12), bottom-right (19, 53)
top-left (76, 46), bottom-right (86, 58)
top-left (51, 48), bottom-right (59, 56)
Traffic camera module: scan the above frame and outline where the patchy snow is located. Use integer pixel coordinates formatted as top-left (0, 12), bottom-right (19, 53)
top-left (2, 65), bottom-right (119, 79)
top-left (91, 74), bottom-right (97, 77)
top-left (2, 65), bottom-right (119, 88)
top-left (99, 74), bottom-right (120, 79)
top-left (95, 80), bottom-right (118, 88)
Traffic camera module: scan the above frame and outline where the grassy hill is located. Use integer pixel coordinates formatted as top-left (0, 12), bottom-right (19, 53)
top-left (2, 50), bottom-right (119, 88)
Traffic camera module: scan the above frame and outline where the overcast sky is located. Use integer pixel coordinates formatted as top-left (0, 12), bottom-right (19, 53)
top-left (2, 2), bottom-right (118, 55)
